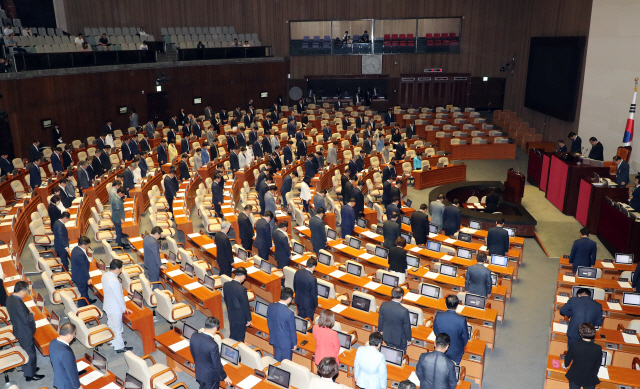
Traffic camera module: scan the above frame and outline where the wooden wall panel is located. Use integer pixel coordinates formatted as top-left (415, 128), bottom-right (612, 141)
top-left (1, 60), bottom-right (286, 158)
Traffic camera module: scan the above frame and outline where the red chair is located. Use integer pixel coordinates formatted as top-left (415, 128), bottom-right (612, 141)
top-left (450, 33), bottom-right (459, 45)
top-left (426, 33), bottom-right (434, 46)
top-left (399, 34), bottom-right (406, 46)
top-left (391, 34), bottom-right (399, 46)
top-left (442, 32), bottom-right (450, 45)
top-left (407, 33), bottom-right (415, 47)
top-left (434, 33), bottom-right (442, 46)
top-left (384, 34), bottom-right (391, 42)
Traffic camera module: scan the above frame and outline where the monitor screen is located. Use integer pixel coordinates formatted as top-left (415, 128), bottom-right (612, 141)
top-left (294, 316), bottom-right (308, 334)
top-left (439, 264), bottom-right (457, 277)
top-left (168, 251), bottom-right (177, 265)
top-left (351, 295), bottom-right (371, 312)
top-left (327, 228), bottom-right (337, 239)
top-left (601, 351), bottom-right (607, 367)
top-left (237, 248), bottom-right (248, 261)
top-left (318, 253), bottom-right (331, 266)
top-left (336, 331), bottom-right (351, 350)
top-left (357, 218), bottom-right (368, 228)
top-left (36, 293), bottom-right (45, 312)
top-left (614, 253), bottom-right (634, 264)
top-left (429, 224), bottom-right (439, 234)
top-left (380, 345), bottom-right (404, 366)
top-left (92, 350), bottom-right (107, 375)
top-left (204, 275), bottom-right (216, 289)
top-left (346, 262), bottom-right (362, 277)
top-left (405, 199), bottom-right (412, 208)
top-left (132, 290), bottom-right (144, 309)
top-left (467, 325), bottom-right (472, 338)
top-left (267, 365), bottom-right (291, 389)
top-left (193, 97), bottom-right (202, 105)
top-left (50, 310), bottom-right (60, 331)
top-left (503, 227), bottom-right (516, 237)
top-left (571, 286), bottom-right (595, 299)
top-left (118, 106), bottom-right (128, 114)
top-left (455, 365), bottom-right (461, 382)
top-left (407, 254), bottom-right (420, 268)
top-left (465, 293), bottom-right (486, 309)
top-left (221, 344), bottom-right (240, 365)
top-left (184, 263), bottom-right (195, 277)
top-left (491, 272), bottom-right (498, 286)
top-left (125, 373), bottom-right (143, 389)
top-left (368, 201), bottom-right (374, 209)
top-left (457, 248), bottom-right (472, 260)
top-left (255, 301), bottom-right (269, 317)
top-left (576, 266), bottom-right (597, 279)
top-left (469, 220), bottom-right (482, 230)
top-left (409, 311), bottom-right (419, 327)
top-left (381, 273), bottom-right (399, 287)
top-left (376, 225), bottom-right (384, 235)
top-left (349, 237), bottom-right (361, 250)
top-left (182, 323), bottom-right (198, 340)
top-left (490, 255), bottom-right (508, 267)
top-left (401, 216), bottom-right (411, 226)
top-left (622, 292), bottom-right (640, 306)
top-left (401, 233), bottom-right (412, 243)
top-left (317, 283), bottom-right (330, 299)
top-left (457, 232), bottom-right (472, 242)
top-left (260, 260), bottom-right (272, 274)
top-left (293, 242), bottom-right (305, 255)
top-left (375, 246), bottom-right (388, 259)
top-left (427, 241), bottom-right (441, 252)
top-left (420, 284), bottom-right (440, 299)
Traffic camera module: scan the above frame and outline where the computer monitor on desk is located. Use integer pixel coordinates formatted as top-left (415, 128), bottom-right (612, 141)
top-left (381, 273), bottom-right (399, 287)
top-left (92, 350), bottom-right (107, 375)
top-left (376, 225), bottom-right (384, 235)
top-left (132, 290), bottom-right (144, 309)
top-left (601, 351), bottom-right (607, 367)
top-left (439, 264), bottom-right (457, 277)
top-left (571, 286), bottom-right (594, 299)
top-left (317, 283), bottom-right (330, 299)
top-left (124, 373), bottom-right (143, 389)
top-left (167, 251), bottom-right (177, 265)
top-left (267, 365), bottom-right (291, 389)
top-left (259, 260), bottom-right (272, 274)
top-left (346, 262), bottom-right (362, 277)
top-left (427, 240), bottom-right (441, 252)
top-left (351, 295), bottom-right (371, 312)
top-left (457, 247), bottom-right (472, 260)
top-left (622, 292), bottom-right (640, 307)
top-left (182, 323), bottom-right (198, 340)
top-left (237, 247), bottom-right (248, 261)
top-left (293, 241), bottom-right (305, 255)
top-left (409, 311), bottom-right (419, 327)
top-left (337, 331), bottom-right (352, 351)
top-left (401, 233), bottom-right (412, 243)
top-left (576, 266), bottom-right (597, 279)
top-left (375, 246), bottom-right (388, 259)
top-left (204, 275), bottom-right (216, 290)
top-left (490, 254), bottom-right (508, 267)
top-left (503, 227), bottom-right (516, 238)
top-left (420, 284), bottom-right (440, 299)
top-left (294, 316), bottom-right (308, 334)
top-left (357, 218), bottom-right (368, 228)
top-left (318, 252), bottom-right (332, 266)
top-left (469, 220), bottom-right (482, 230)
top-left (255, 301), bottom-right (270, 317)
top-left (407, 254), bottom-right (420, 269)
top-left (327, 228), bottom-right (338, 240)
top-left (401, 215), bottom-right (411, 226)
top-left (221, 343), bottom-right (240, 366)
top-left (491, 272), bottom-right (498, 286)
top-left (405, 199), bottom-right (412, 208)
top-left (349, 237), bottom-right (362, 250)
top-left (184, 263), bottom-right (195, 277)
top-left (464, 293), bottom-right (486, 309)
top-left (457, 232), bottom-right (472, 242)
top-left (429, 224), bottom-right (439, 234)
top-left (614, 253), bottom-right (634, 264)
top-left (380, 345), bottom-right (404, 366)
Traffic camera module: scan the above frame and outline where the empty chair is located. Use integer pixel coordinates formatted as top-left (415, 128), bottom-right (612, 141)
top-left (237, 343), bottom-right (277, 371)
top-left (155, 290), bottom-right (194, 328)
top-left (68, 312), bottom-right (114, 349)
top-left (124, 351), bottom-right (177, 389)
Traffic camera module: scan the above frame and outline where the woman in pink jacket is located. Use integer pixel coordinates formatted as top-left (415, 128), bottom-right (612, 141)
top-left (312, 309), bottom-right (341, 368)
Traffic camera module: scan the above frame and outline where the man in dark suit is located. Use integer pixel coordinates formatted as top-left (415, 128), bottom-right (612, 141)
top-left (296, 138), bottom-right (307, 160)
top-left (123, 163), bottom-right (136, 196)
top-left (169, 115), bottom-right (179, 130)
top-left (130, 138), bottom-right (140, 157)
top-left (192, 119), bottom-right (203, 138)
top-left (341, 198), bottom-right (356, 238)
top-left (252, 139), bottom-right (263, 159)
top-left (287, 119), bottom-right (297, 138)
top-left (263, 114), bottom-right (273, 132)
top-left (248, 127), bottom-right (258, 145)
top-left (355, 114), bottom-right (365, 129)
top-left (442, 199), bottom-right (461, 236)
top-left (309, 208), bottom-right (327, 255)
top-left (95, 135), bottom-right (106, 151)
top-left (53, 212), bottom-right (71, 270)
top-left (137, 153), bottom-right (148, 177)
top-left (236, 129), bottom-right (247, 148)
top-left (614, 156), bottom-right (630, 186)
top-left (383, 212), bottom-right (401, 249)
top-left (157, 139), bottom-right (168, 166)
top-left (347, 156), bottom-right (357, 177)
top-left (215, 222), bottom-right (234, 277)
top-left (181, 135), bottom-right (191, 155)
top-left (50, 323), bottom-right (81, 389)
top-left (282, 141), bottom-right (294, 166)
top-left (223, 268), bottom-right (252, 342)
top-left (92, 150), bottom-right (104, 176)
top-left (323, 125), bottom-right (332, 143)
top-left (58, 179), bottom-right (74, 208)
top-left (484, 190), bottom-right (500, 213)
top-left (559, 288), bottom-right (604, 345)
top-left (71, 236), bottom-right (94, 307)
top-left (254, 211), bottom-right (273, 260)
top-left (293, 258), bottom-right (318, 321)
top-left (62, 145), bottom-right (73, 169)
top-left (167, 127), bottom-right (177, 144)
top-left (244, 112), bottom-right (253, 128)
top-left (262, 134), bottom-right (272, 155)
top-left (50, 147), bottom-right (63, 174)
top-left (100, 146), bottom-right (112, 171)
top-left (382, 180), bottom-right (392, 207)
top-left (140, 134), bottom-right (151, 153)
top-left (237, 205), bottom-right (255, 251)
top-left (29, 158), bottom-right (42, 188)
top-left (487, 218), bottom-right (510, 256)
top-left (342, 175), bottom-right (353, 206)
top-left (164, 168), bottom-right (178, 213)
top-left (29, 140), bottom-right (41, 162)
top-left (465, 252), bottom-right (492, 298)
top-left (569, 228), bottom-right (597, 273)
top-left (183, 122), bottom-right (192, 139)
top-left (352, 179), bottom-right (365, 218)
top-left (258, 174), bottom-right (271, 216)
top-left (382, 161), bottom-right (397, 182)
top-left (48, 196), bottom-right (63, 227)
top-left (270, 103), bottom-right (281, 116)
top-left (384, 108), bottom-right (395, 126)
top-left (395, 139), bottom-right (407, 160)
top-left (103, 120), bottom-right (113, 136)
top-left (386, 196), bottom-right (400, 220)
top-left (77, 161), bottom-right (92, 194)
top-left (0, 152), bottom-right (12, 176)
top-left (588, 137), bottom-right (604, 161)
top-left (280, 171), bottom-right (294, 209)
top-left (631, 175), bottom-right (640, 211)
top-left (220, 109), bottom-right (229, 124)
top-left (378, 287), bottom-right (412, 352)
top-left (410, 204), bottom-right (430, 245)
top-left (190, 317), bottom-right (232, 389)
top-left (7, 281), bottom-right (44, 381)
top-left (208, 174), bottom-right (223, 217)
top-left (121, 138), bottom-right (132, 162)
top-left (557, 140), bottom-right (567, 153)
top-left (356, 150), bottom-right (365, 172)
top-left (178, 154), bottom-right (190, 182)
top-left (362, 134), bottom-right (373, 155)
top-left (406, 121), bottom-right (416, 140)
top-left (304, 154), bottom-right (317, 178)
top-left (568, 132), bottom-right (582, 154)
top-left (563, 323), bottom-right (603, 389)
top-left (266, 288), bottom-right (297, 362)
top-left (433, 295), bottom-right (469, 364)
top-left (273, 221), bottom-right (291, 270)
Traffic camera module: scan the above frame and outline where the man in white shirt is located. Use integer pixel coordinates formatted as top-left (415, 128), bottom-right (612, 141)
top-left (101, 259), bottom-right (133, 353)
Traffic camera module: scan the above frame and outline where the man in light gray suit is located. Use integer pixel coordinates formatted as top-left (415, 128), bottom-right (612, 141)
top-left (77, 161), bottom-right (92, 195)
top-left (206, 127), bottom-right (216, 146)
top-left (313, 189), bottom-right (327, 216)
top-left (265, 185), bottom-right (278, 230)
top-left (143, 227), bottom-right (166, 289)
top-left (430, 193), bottom-right (445, 232)
top-left (101, 259), bottom-right (132, 353)
top-left (465, 252), bottom-right (492, 298)
top-left (204, 104), bottom-right (213, 121)
top-left (145, 120), bottom-right (155, 139)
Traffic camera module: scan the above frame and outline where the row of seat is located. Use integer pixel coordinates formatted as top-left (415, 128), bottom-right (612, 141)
top-left (163, 32), bottom-right (258, 44)
top-left (161, 26), bottom-right (236, 36)
top-left (382, 33), bottom-right (416, 47)
top-left (83, 27), bottom-right (146, 37)
top-left (174, 40), bottom-right (262, 49)
top-left (492, 110), bottom-right (543, 150)
top-left (83, 34), bottom-right (155, 45)
top-left (425, 32), bottom-right (459, 46)
top-left (14, 26), bottom-right (64, 37)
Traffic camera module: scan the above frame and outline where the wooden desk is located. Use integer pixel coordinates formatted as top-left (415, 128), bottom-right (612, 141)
top-left (76, 357), bottom-right (119, 389)
top-left (545, 355), bottom-right (640, 388)
top-left (450, 143), bottom-right (517, 160)
top-left (412, 164), bottom-right (467, 190)
top-left (558, 257), bottom-right (636, 277)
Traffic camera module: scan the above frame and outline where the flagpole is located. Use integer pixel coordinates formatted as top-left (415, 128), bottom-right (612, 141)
top-left (622, 78), bottom-right (637, 146)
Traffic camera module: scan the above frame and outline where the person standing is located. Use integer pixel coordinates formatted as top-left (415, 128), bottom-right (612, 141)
top-left (487, 218), bottom-right (510, 256)
top-left (143, 227), bottom-right (165, 289)
top-left (53, 211), bottom-right (71, 271)
top-left (164, 167), bottom-right (178, 213)
top-left (563, 323), bottom-right (602, 389)
top-left (211, 174), bottom-right (224, 217)
top-left (354, 332), bottom-right (387, 389)
top-left (613, 156), bottom-right (630, 186)
top-left (293, 258), bottom-right (318, 321)
top-left (410, 204), bottom-right (430, 245)
top-left (6, 281), bottom-right (44, 381)
top-left (190, 317), bottom-right (233, 389)
top-left (341, 198), bottom-right (356, 239)
top-left (442, 199), bottom-right (461, 236)
top-left (273, 221), bottom-right (292, 270)
top-left (215, 222), bottom-right (234, 277)
top-left (630, 175), bottom-right (640, 211)
top-left (102, 259), bottom-right (133, 353)
top-left (415, 333), bottom-right (457, 389)
top-left (378, 287), bottom-right (412, 353)
top-left (254, 211), bottom-right (273, 261)
top-left (309, 208), bottom-right (327, 256)
top-left (569, 228), bottom-right (597, 273)
top-left (484, 190), bottom-right (500, 213)
top-left (266, 288), bottom-right (297, 362)
top-left (238, 205), bottom-right (254, 251)
top-left (70, 236), bottom-right (94, 307)
top-left (465, 252), bottom-right (492, 298)
top-left (110, 187), bottom-right (126, 248)
top-left (430, 194), bottom-right (445, 233)
top-left (587, 137), bottom-right (604, 161)
top-left (388, 237), bottom-right (408, 276)
top-left (433, 295), bottom-right (469, 364)
top-left (559, 288), bottom-right (604, 346)
top-left (223, 267), bottom-right (252, 342)
top-left (383, 212), bottom-right (401, 249)
top-left (312, 309), bottom-right (340, 366)
top-left (50, 323), bottom-right (81, 389)
top-left (568, 132), bottom-right (582, 154)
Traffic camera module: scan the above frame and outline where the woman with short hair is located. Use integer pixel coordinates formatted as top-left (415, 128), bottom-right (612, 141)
top-left (309, 357), bottom-right (342, 389)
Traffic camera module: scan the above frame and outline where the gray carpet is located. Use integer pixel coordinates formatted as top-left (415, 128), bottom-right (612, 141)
top-left (11, 148), bottom-right (574, 389)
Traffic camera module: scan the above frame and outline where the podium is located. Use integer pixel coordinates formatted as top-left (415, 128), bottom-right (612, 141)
top-left (503, 169), bottom-right (525, 204)
top-left (575, 178), bottom-right (630, 234)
